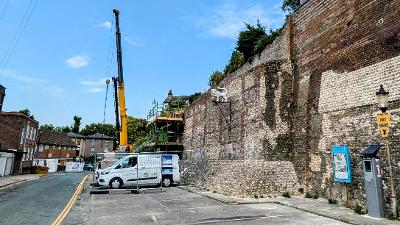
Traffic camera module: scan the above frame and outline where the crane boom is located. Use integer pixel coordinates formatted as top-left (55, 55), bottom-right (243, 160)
top-left (113, 9), bottom-right (128, 150)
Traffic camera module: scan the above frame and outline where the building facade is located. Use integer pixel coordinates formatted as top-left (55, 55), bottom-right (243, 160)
top-left (80, 133), bottom-right (114, 157)
top-left (66, 132), bottom-right (84, 158)
top-left (0, 112), bottom-right (39, 175)
top-left (37, 130), bottom-right (78, 166)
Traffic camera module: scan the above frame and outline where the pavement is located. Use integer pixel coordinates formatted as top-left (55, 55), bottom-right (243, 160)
top-left (0, 173), bottom-right (42, 190)
top-left (64, 179), bottom-right (348, 225)
top-left (0, 172), bottom-right (86, 225)
top-left (179, 186), bottom-right (400, 225)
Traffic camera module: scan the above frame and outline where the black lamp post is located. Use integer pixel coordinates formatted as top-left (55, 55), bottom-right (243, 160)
top-left (376, 84), bottom-right (389, 113)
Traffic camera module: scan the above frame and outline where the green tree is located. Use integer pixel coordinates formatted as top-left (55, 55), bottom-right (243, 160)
top-left (80, 123), bottom-right (116, 137)
top-left (127, 116), bottom-right (148, 144)
top-left (209, 70), bottom-right (225, 88)
top-left (55, 126), bottom-right (72, 133)
top-left (281, 0), bottom-right (300, 13)
top-left (40, 124), bottom-right (55, 131)
top-left (253, 28), bottom-right (283, 56)
top-left (189, 92), bottom-right (202, 104)
top-left (236, 21), bottom-right (267, 62)
top-left (225, 51), bottom-right (245, 74)
top-left (19, 108), bottom-right (34, 119)
top-left (72, 115), bottom-right (82, 133)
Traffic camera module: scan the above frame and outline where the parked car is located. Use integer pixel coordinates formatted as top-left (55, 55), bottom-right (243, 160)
top-left (96, 154), bottom-right (180, 189)
top-left (83, 163), bottom-right (94, 171)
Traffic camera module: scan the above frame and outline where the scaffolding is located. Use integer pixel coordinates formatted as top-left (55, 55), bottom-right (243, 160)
top-left (138, 99), bottom-right (185, 157)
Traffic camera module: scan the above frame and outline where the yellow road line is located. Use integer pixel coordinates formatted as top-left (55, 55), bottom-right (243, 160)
top-left (52, 174), bottom-right (88, 225)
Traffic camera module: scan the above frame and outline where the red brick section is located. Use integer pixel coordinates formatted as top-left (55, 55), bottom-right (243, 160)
top-left (38, 149), bottom-right (76, 159)
top-left (0, 112), bottom-right (39, 150)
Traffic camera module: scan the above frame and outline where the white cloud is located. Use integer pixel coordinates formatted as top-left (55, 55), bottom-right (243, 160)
top-left (80, 77), bottom-right (110, 93)
top-left (80, 78), bottom-right (109, 86)
top-left (0, 68), bottom-right (64, 95)
top-left (123, 36), bottom-right (144, 47)
top-left (86, 87), bottom-right (104, 93)
top-left (96, 21), bottom-right (112, 29)
top-left (194, 2), bottom-right (283, 39)
top-left (46, 86), bottom-right (64, 95)
top-left (65, 55), bottom-right (89, 68)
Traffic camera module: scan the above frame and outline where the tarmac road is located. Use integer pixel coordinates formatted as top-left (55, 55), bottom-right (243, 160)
top-left (65, 184), bottom-right (346, 225)
top-left (0, 172), bottom-right (85, 225)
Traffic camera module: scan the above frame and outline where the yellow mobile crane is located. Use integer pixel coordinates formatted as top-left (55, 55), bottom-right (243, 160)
top-left (112, 9), bottom-right (130, 152)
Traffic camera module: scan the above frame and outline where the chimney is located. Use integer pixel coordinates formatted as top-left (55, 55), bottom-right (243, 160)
top-left (300, 0), bottom-right (307, 5)
top-left (0, 84), bottom-right (5, 112)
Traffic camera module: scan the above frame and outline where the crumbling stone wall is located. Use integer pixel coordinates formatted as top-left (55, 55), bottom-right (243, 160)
top-left (183, 0), bottom-right (400, 212)
top-left (183, 26), bottom-right (299, 196)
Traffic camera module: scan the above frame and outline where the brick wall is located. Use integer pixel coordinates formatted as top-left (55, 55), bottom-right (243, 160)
top-left (182, 0), bottom-right (400, 212)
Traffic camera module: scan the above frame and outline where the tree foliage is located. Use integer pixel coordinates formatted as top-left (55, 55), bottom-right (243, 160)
top-left (225, 51), bottom-right (245, 74)
top-left (254, 28), bottom-right (283, 56)
top-left (39, 124), bottom-right (71, 133)
top-left (281, 0), bottom-right (300, 13)
top-left (19, 108), bottom-right (35, 119)
top-left (188, 92), bottom-right (202, 104)
top-left (80, 123), bottom-right (116, 137)
top-left (208, 70), bottom-right (225, 88)
top-left (236, 21), bottom-right (267, 62)
top-left (72, 115), bottom-right (82, 133)
top-left (127, 116), bottom-right (148, 145)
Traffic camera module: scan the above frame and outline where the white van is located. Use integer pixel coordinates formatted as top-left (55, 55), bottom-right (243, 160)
top-left (96, 154), bottom-right (180, 189)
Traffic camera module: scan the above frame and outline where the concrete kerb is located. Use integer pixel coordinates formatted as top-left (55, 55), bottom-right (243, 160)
top-left (178, 186), bottom-right (400, 225)
top-left (0, 174), bottom-right (44, 190)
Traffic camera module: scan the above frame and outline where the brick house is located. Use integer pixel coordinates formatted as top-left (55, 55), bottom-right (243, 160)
top-left (37, 130), bottom-right (78, 166)
top-left (0, 112), bottom-right (39, 175)
top-left (80, 133), bottom-right (115, 158)
top-left (66, 132), bottom-right (84, 158)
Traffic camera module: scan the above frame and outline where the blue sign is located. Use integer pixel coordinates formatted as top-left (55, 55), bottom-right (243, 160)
top-left (332, 145), bottom-right (352, 183)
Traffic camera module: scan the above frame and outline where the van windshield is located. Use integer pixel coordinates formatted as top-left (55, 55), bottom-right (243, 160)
top-left (111, 156), bottom-right (130, 168)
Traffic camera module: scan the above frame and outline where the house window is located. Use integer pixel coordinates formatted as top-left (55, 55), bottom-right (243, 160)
top-left (45, 145), bottom-right (49, 149)
top-left (105, 140), bottom-right (109, 146)
top-left (20, 128), bottom-right (25, 144)
top-left (26, 126), bottom-right (30, 139)
top-left (90, 147), bottom-right (95, 155)
top-left (32, 128), bottom-right (36, 140)
top-left (63, 146), bottom-right (66, 150)
top-left (39, 145), bottom-right (43, 152)
top-left (91, 139), bottom-right (96, 147)
top-left (58, 146), bottom-right (61, 150)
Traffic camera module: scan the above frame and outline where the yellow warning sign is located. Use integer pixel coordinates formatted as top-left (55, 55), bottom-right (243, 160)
top-left (376, 113), bottom-right (390, 138)
top-left (380, 126), bottom-right (389, 138)
top-left (376, 113), bottom-right (391, 127)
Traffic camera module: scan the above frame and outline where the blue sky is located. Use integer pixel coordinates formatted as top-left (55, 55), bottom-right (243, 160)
top-left (0, 0), bottom-right (285, 127)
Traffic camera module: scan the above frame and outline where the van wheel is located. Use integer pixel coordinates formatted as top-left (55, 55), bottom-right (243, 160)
top-left (109, 178), bottom-right (123, 189)
top-left (162, 177), bottom-right (172, 187)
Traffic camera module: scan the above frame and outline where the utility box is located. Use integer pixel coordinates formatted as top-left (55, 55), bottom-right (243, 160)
top-left (362, 145), bottom-right (385, 218)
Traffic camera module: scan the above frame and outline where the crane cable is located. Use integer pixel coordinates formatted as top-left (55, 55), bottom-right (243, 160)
top-left (0, 0), bottom-right (39, 70)
top-left (0, 0), bottom-right (10, 20)
top-left (103, 79), bottom-right (111, 124)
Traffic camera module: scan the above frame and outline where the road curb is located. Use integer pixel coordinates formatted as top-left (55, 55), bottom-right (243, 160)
top-left (0, 175), bottom-right (44, 191)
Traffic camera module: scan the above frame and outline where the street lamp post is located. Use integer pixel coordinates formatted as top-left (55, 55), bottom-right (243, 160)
top-left (376, 84), bottom-right (397, 217)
